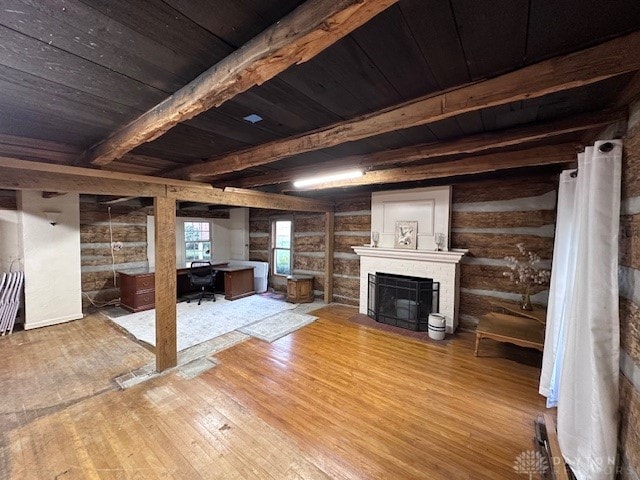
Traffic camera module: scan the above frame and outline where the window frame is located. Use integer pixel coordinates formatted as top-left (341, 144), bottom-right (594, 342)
top-left (182, 219), bottom-right (213, 264)
top-left (270, 216), bottom-right (293, 277)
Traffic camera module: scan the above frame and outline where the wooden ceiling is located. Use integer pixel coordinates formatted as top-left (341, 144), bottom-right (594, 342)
top-left (1, 0), bottom-right (639, 196)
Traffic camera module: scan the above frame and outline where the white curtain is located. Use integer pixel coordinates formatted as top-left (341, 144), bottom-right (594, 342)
top-left (539, 169), bottom-right (577, 405)
top-left (540, 140), bottom-right (622, 480)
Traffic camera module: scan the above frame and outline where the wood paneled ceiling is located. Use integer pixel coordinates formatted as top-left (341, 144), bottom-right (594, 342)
top-left (1, 0), bottom-right (639, 195)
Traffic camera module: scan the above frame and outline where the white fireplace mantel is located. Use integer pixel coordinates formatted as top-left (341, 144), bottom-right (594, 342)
top-left (352, 246), bottom-right (468, 263)
top-left (352, 246), bottom-right (468, 333)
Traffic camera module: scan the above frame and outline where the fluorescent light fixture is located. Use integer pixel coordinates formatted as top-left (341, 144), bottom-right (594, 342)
top-left (293, 169), bottom-right (363, 188)
top-left (243, 113), bottom-right (263, 124)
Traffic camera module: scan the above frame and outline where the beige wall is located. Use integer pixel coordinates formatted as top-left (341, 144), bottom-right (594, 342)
top-left (19, 190), bottom-right (83, 329)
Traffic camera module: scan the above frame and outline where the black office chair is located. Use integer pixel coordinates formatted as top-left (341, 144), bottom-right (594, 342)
top-left (187, 261), bottom-right (217, 305)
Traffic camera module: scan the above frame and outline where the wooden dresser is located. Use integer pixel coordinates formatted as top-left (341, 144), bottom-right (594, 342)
top-left (119, 270), bottom-right (155, 313)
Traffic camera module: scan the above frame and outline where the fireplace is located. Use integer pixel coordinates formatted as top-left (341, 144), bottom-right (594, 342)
top-left (368, 273), bottom-right (440, 331)
top-left (352, 247), bottom-right (467, 333)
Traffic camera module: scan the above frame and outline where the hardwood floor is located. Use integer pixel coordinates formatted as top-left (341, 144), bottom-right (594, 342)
top-left (1, 305), bottom-right (546, 479)
top-left (0, 316), bottom-right (153, 429)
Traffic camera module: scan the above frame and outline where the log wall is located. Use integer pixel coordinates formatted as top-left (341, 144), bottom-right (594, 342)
top-left (618, 100), bottom-right (640, 480)
top-left (249, 176), bottom-right (556, 317)
top-left (333, 195), bottom-right (371, 305)
top-left (249, 209), bottom-right (328, 298)
top-left (80, 198), bottom-right (230, 310)
top-left (249, 194), bottom-right (370, 304)
top-left (451, 175), bottom-right (558, 329)
top-left (0, 189), bottom-right (17, 209)
top-left (80, 197), bottom-right (150, 309)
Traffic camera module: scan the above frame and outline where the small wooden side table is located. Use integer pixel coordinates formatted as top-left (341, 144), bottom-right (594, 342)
top-left (474, 300), bottom-right (546, 357)
top-left (286, 275), bottom-right (314, 303)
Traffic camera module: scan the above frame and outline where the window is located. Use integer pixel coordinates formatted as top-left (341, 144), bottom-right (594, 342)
top-left (184, 221), bottom-right (211, 261)
top-left (271, 218), bottom-right (292, 276)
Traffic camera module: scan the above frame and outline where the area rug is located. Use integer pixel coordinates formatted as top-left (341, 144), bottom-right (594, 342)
top-left (105, 295), bottom-right (296, 351)
top-left (240, 310), bottom-right (317, 342)
top-left (259, 291), bottom-right (286, 301)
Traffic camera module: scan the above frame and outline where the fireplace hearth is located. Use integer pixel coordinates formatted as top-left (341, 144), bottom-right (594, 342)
top-left (368, 272), bottom-right (440, 331)
top-left (353, 246), bottom-right (467, 333)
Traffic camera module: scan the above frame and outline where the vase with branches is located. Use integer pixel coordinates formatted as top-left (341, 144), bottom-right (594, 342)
top-left (503, 244), bottom-right (551, 310)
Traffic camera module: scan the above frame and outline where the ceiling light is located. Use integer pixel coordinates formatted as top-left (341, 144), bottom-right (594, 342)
top-left (293, 169), bottom-right (363, 188)
top-left (243, 113), bottom-right (263, 124)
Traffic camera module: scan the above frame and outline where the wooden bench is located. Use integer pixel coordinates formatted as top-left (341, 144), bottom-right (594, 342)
top-left (474, 300), bottom-right (546, 356)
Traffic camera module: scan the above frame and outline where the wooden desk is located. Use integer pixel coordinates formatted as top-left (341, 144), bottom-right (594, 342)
top-left (474, 300), bottom-right (546, 357)
top-left (216, 266), bottom-right (256, 301)
top-left (118, 263), bottom-right (255, 312)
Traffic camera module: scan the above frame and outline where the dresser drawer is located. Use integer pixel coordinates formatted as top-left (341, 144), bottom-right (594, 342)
top-left (119, 272), bottom-right (155, 295)
top-left (121, 290), bottom-right (155, 312)
top-left (130, 290), bottom-right (155, 309)
top-left (132, 274), bottom-right (154, 291)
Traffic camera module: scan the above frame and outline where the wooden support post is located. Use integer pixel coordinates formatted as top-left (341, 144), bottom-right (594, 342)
top-left (324, 211), bottom-right (334, 304)
top-left (154, 196), bottom-right (177, 372)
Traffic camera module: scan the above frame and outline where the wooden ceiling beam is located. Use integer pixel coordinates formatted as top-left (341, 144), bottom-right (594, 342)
top-left (614, 70), bottom-right (640, 107)
top-left (0, 134), bottom-right (81, 164)
top-left (165, 186), bottom-right (332, 212)
top-left (174, 31), bottom-right (640, 180)
top-left (0, 164), bottom-right (167, 197)
top-left (233, 109), bottom-right (624, 188)
top-left (41, 191), bottom-right (67, 198)
top-left (289, 144), bottom-right (578, 190)
top-left (83, 0), bottom-right (398, 167)
top-left (0, 157), bottom-right (332, 212)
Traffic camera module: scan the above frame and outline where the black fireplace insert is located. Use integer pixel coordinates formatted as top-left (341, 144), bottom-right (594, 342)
top-left (367, 272), bottom-right (440, 331)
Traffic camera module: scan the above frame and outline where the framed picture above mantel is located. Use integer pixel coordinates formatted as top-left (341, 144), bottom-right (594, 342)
top-left (394, 221), bottom-right (418, 249)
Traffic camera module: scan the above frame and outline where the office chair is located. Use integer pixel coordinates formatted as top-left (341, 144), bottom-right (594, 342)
top-left (187, 261), bottom-right (217, 305)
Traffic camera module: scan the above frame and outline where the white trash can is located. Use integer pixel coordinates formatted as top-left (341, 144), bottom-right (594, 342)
top-left (428, 313), bottom-right (446, 340)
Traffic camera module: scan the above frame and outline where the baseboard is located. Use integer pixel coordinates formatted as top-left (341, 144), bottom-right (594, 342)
top-left (24, 312), bottom-right (84, 330)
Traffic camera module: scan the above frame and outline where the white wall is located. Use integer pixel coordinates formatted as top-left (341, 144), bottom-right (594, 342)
top-left (0, 208), bottom-right (21, 272)
top-left (147, 209), bottom-right (250, 267)
top-left (18, 191), bottom-right (83, 329)
top-left (229, 208), bottom-right (249, 260)
top-left (176, 216), bottom-right (230, 264)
